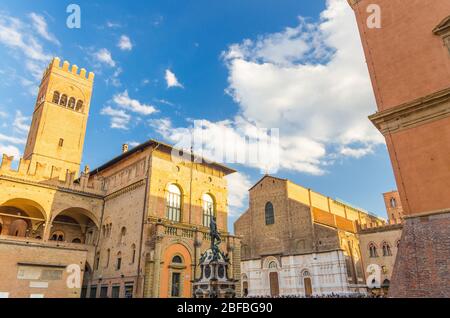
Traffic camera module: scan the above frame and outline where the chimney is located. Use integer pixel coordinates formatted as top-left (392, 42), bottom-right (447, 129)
top-left (122, 144), bottom-right (129, 154)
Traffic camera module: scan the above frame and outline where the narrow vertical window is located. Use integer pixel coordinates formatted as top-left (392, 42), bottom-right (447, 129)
top-left (76, 100), bottom-right (84, 112)
top-left (171, 272), bottom-right (181, 297)
top-left (265, 202), bottom-right (275, 225)
top-left (52, 91), bottom-right (60, 104)
top-left (202, 193), bottom-right (214, 227)
top-left (390, 197), bottom-right (396, 208)
top-left (166, 184), bottom-right (181, 222)
top-left (131, 244), bottom-right (136, 264)
top-left (382, 242), bottom-right (392, 256)
top-left (116, 252), bottom-right (122, 270)
top-left (58, 138), bottom-right (64, 147)
top-left (59, 94), bottom-right (68, 106)
top-left (106, 249), bottom-right (110, 268)
top-left (68, 97), bottom-right (76, 109)
top-left (369, 243), bottom-right (378, 258)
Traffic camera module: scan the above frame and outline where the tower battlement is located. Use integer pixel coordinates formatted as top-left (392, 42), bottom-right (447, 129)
top-left (0, 154), bottom-right (104, 196)
top-left (42, 57), bottom-right (95, 83)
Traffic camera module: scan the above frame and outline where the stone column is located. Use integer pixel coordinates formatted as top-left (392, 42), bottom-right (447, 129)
top-left (151, 223), bottom-right (164, 298)
top-left (42, 220), bottom-right (52, 241)
top-left (194, 230), bottom-right (202, 279)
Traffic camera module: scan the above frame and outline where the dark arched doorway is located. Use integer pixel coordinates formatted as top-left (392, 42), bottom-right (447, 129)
top-left (269, 272), bottom-right (279, 297)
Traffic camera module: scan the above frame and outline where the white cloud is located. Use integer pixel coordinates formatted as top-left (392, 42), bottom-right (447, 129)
top-left (0, 133), bottom-right (26, 145)
top-left (0, 144), bottom-right (20, 159)
top-left (149, 0), bottom-right (382, 176)
top-left (106, 67), bottom-right (122, 87)
top-left (0, 13), bottom-right (51, 62)
top-left (28, 13), bottom-right (60, 46)
top-left (225, 172), bottom-right (252, 217)
top-left (106, 21), bottom-right (121, 28)
top-left (13, 111), bottom-right (30, 134)
top-left (149, 116), bottom-right (323, 175)
top-left (340, 145), bottom-right (374, 158)
top-left (126, 141), bottom-right (140, 148)
top-left (148, 118), bottom-right (172, 136)
top-left (100, 106), bottom-right (131, 130)
top-left (165, 69), bottom-right (183, 88)
top-left (155, 99), bottom-right (174, 106)
top-left (93, 48), bottom-right (116, 67)
top-left (113, 90), bottom-right (157, 115)
top-left (118, 35), bottom-right (132, 51)
top-left (219, 0), bottom-right (383, 174)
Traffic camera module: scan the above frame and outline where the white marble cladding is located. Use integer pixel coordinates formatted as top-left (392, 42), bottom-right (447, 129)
top-left (241, 250), bottom-right (352, 297)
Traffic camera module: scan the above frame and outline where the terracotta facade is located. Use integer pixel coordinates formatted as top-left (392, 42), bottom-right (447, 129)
top-left (348, 0), bottom-right (450, 297)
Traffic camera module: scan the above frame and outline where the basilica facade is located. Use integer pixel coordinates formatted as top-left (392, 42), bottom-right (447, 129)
top-left (0, 57), bottom-right (240, 298)
top-left (234, 175), bottom-right (385, 297)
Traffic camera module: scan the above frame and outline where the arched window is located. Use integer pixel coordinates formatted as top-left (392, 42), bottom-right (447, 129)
top-left (116, 252), bottom-right (122, 270)
top-left (166, 184), bottom-right (181, 222)
top-left (75, 100), bottom-right (84, 112)
top-left (172, 255), bottom-right (183, 264)
top-left (390, 197), bottom-right (397, 208)
top-left (106, 249), bottom-right (110, 268)
top-left (369, 242), bottom-right (378, 258)
top-left (131, 244), bottom-right (136, 264)
top-left (95, 252), bottom-right (100, 271)
top-left (268, 261), bottom-right (278, 269)
top-left (50, 231), bottom-right (64, 242)
top-left (202, 193), bottom-right (214, 227)
top-left (59, 94), bottom-right (68, 106)
top-left (52, 91), bottom-right (60, 104)
top-left (382, 242), bottom-right (392, 256)
top-left (72, 238), bottom-right (81, 243)
top-left (68, 97), bottom-right (76, 109)
top-left (119, 226), bottom-right (126, 244)
top-left (265, 202), bottom-right (275, 225)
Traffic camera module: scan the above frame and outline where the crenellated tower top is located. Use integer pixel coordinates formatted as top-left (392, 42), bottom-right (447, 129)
top-left (23, 57), bottom-right (95, 178)
top-left (41, 57), bottom-right (95, 83)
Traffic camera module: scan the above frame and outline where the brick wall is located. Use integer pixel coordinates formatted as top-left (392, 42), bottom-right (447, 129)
top-left (389, 213), bottom-right (450, 297)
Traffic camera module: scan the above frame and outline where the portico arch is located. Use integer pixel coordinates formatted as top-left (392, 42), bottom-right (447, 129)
top-left (160, 243), bottom-right (192, 298)
top-left (0, 198), bottom-right (47, 239)
top-left (263, 257), bottom-right (280, 297)
top-left (49, 207), bottom-right (99, 244)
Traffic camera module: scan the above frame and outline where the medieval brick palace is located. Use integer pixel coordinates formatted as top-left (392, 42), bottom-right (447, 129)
top-left (0, 57), bottom-right (241, 298)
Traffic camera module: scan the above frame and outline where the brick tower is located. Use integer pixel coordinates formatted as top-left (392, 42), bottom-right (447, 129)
top-left (348, 0), bottom-right (450, 297)
top-left (24, 57), bottom-right (94, 177)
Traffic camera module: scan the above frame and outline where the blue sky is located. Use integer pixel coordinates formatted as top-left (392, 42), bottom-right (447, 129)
top-left (0, 0), bottom-right (396, 231)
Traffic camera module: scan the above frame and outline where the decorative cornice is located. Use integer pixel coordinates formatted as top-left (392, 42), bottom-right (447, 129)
top-left (369, 87), bottom-right (450, 135)
top-left (0, 175), bottom-right (104, 199)
top-left (104, 180), bottom-right (145, 201)
top-left (404, 208), bottom-right (450, 219)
